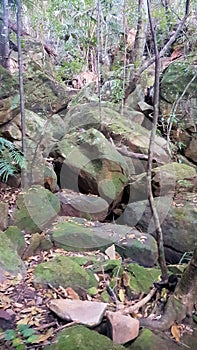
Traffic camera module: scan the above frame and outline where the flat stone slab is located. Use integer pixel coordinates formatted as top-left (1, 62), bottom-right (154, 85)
top-left (47, 299), bottom-right (107, 327)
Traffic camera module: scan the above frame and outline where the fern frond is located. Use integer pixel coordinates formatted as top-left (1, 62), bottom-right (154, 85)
top-left (0, 160), bottom-right (16, 182)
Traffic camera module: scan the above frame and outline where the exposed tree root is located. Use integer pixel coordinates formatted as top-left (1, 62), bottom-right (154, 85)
top-left (140, 248), bottom-right (197, 331)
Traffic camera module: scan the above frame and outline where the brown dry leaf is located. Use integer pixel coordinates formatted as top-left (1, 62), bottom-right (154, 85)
top-left (118, 289), bottom-right (125, 302)
top-left (17, 314), bottom-right (32, 325)
top-left (122, 271), bottom-right (130, 287)
top-left (171, 324), bottom-right (181, 342)
top-left (34, 328), bottom-right (54, 343)
top-left (66, 287), bottom-right (80, 300)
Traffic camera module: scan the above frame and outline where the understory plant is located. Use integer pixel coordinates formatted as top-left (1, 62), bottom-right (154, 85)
top-left (0, 137), bottom-right (26, 182)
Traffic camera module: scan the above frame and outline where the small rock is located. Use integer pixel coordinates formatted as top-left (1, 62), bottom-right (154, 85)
top-left (48, 299), bottom-right (107, 327)
top-left (0, 309), bottom-right (15, 330)
top-left (106, 310), bottom-right (139, 344)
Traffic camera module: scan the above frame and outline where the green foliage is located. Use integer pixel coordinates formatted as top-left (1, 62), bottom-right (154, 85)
top-left (0, 137), bottom-right (26, 182)
top-left (3, 324), bottom-right (39, 349)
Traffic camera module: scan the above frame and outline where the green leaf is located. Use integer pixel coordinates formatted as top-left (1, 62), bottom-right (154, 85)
top-left (17, 324), bottom-right (30, 332)
top-left (4, 329), bottom-right (17, 341)
top-left (12, 337), bottom-right (23, 346)
top-left (22, 328), bottom-right (36, 338)
top-left (193, 314), bottom-right (197, 324)
top-left (16, 344), bottom-right (26, 350)
top-left (25, 334), bottom-right (39, 344)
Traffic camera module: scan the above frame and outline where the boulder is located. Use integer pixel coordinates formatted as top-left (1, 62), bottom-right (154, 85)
top-left (65, 103), bottom-right (170, 167)
top-left (49, 217), bottom-right (158, 267)
top-left (0, 65), bottom-right (20, 125)
top-left (58, 189), bottom-right (109, 221)
top-left (126, 263), bottom-right (161, 294)
top-left (4, 226), bottom-right (25, 257)
top-left (34, 255), bottom-right (97, 289)
top-left (56, 128), bottom-right (129, 204)
top-left (127, 162), bottom-right (197, 203)
top-left (129, 328), bottom-right (185, 350)
top-left (121, 196), bottom-right (197, 263)
top-left (0, 231), bottom-right (26, 282)
top-left (13, 185), bottom-right (60, 233)
top-left (43, 325), bottom-right (125, 350)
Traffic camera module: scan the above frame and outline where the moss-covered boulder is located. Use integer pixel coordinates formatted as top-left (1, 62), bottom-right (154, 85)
top-left (4, 226), bottom-right (25, 257)
top-left (0, 231), bottom-right (26, 282)
top-left (0, 65), bottom-right (20, 125)
top-left (13, 185), bottom-right (60, 233)
top-left (115, 231), bottom-right (158, 268)
top-left (127, 162), bottom-right (197, 203)
top-left (33, 255), bottom-right (97, 289)
top-left (122, 196), bottom-right (197, 263)
top-left (126, 264), bottom-right (160, 294)
top-left (64, 103), bottom-right (170, 166)
top-left (44, 325), bottom-right (125, 350)
top-left (58, 190), bottom-right (108, 221)
top-left (50, 219), bottom-right (115, 251)
top-left (49, 218), bottom-right (158, 266)
top-left (56, 128), bottom-right (129, 204)
top-left (128, 328), bottom-right (184, 350)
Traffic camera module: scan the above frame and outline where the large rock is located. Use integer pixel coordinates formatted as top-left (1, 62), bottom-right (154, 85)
top-left (65, 103), bottom-right (170, 167)
top-left (129, 328), bottom-right (185, 350)
top-left (0, 231), bottom-right (26, 282)
top-left (121, 196), bottom-right (197, 263)
top-left (126, 263), bottom-right (161, 294)
top-left (43, 325), bottom-right (125, 350)
top-left (56, 128), bottom-right (129, 204)
top-left (34, 255), bottom-right (97, 289)
top-left (58, 189), bottom-right (109, 221)
top-left (4, 226), bottom-right (25, 257)
top-left (13, 185), bottom-right (60, 233)
top-left (160, 60), bottom-right (197, 164)
top-left (49, 217), bottom-right (158, 267)
top-left (160, 61), bottom-right (197, 105)
top-left (0, 65), bottom-right (20, 125)
top-left (127, 162), bottom-right (197, 203)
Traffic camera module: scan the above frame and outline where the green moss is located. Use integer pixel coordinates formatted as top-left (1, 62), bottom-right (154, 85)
top-left (4, 226), bottom-right (25, 256)
top-left (14, 185), bottom-right (60, 233)
top-left (127, 263), bottom-right (161, 293)
top-left (34, 255), bottom-right (97, 289)
top-left (50, 221), bottom-right (113, 251)
top-left (44, 325), bottom-right (125, 350)
top-left (0, 232), bottom-right (25, 276)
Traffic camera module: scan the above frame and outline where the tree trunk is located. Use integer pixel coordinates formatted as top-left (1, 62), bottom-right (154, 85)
top-left (0, 0), bottom-right (10, 69)
top-left (140, 248), bottom-right (197, 331)
top-left (133, 0), bottom-right (148, 65)
top-left (146, 0), bottom-right (168, 281)
top-left (17, 0), bottom-right (28, 188)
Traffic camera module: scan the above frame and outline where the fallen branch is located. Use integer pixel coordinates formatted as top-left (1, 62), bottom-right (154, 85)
top-left (121, 286), bottom-right (157, 315)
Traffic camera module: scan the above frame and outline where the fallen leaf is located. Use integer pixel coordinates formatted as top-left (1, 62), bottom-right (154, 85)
top-left (66, 287), bottom-right (80, 300)
top-left (33, 328), bottom-right (54, 343)
top-left (118, 289), bottom-right (125, 302)
top-left (171, 324), bottom-right (180, 342)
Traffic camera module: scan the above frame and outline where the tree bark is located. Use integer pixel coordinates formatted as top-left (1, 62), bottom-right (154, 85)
top-left (17, 0), bottom-right (28, 188)
top-left (133, 0), bottom-right (148, 65)
top-left (0, 0), bottom-right (10, 69)
top-left (146, 0), bottom-right (168, 281)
